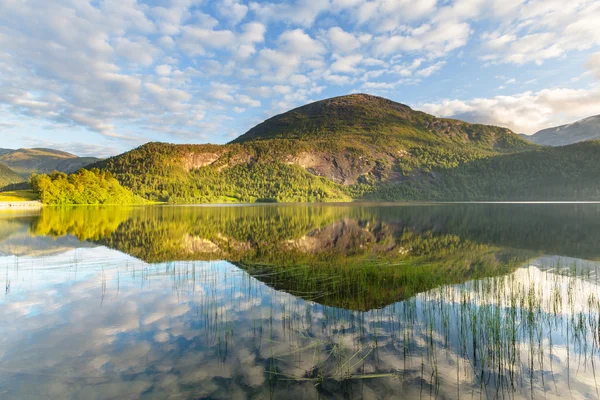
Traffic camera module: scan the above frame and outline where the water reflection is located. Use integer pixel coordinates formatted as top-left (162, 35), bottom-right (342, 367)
top-left (0, 204), bottom-right (599, 399)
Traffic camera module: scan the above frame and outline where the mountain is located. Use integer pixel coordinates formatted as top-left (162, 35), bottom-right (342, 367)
top-left (91, 94), bottom-right (537, 203)
top-left (367, 140), bottom-right (600, 201)
top-left (0, 148), bottom-right (101, 177)
top-left (0, 149), bottom-right (14, 156)
top-left (526, 115), bottom-right (600, 146)
top-left (232, 94), bottom-right (530, 150)
top-left (0, 162), bottom-right (25, 188)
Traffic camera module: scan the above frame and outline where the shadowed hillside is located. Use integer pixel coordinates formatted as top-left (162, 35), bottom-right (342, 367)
top-left (0, 163), bottom-right (25, 189)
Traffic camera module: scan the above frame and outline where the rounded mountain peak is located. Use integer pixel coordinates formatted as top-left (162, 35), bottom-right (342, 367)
top-left (231, 94), bottom-right (416, 143)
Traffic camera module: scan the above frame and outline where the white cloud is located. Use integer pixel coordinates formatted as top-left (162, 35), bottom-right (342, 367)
top-left (347, 0), bottom-right (438, 29)
top-left (248, 0), bottom-right (332, 27)
top-left (323, 72), bottom-right (355, 85)
top-left (327, 27), bottom-right (361, 53)
top-left (255, 30), bottom-right (324, 82)
top-left (421, 87), bottom-right (600, 134)
top-left (374, 21), bottom-right (471, 58)
top-left (235, 22), bottom-right (266, 59)
top-left (330, 54), bottom-right (363, 73)
top-left (362, 81), bottom-right (395, 89)
top-left (480, 0), bottom-right (600, 65)
top-left (155, 64), bottom-right (173, 76)
top-left (277, 29), bottom-right (325, 57)
top-left (178, 26), bottom-right (236, 55)
top-left (209, 83), bottom-right (260, 107)
top-left (145, 83), bottom-right (192, 112)
top-left (416, 61), bottom-right (446, 77)
top-left (1, 0), bottom-right (599, 152)
top-left (587, 52), bottom-right (600, 79)
top-left (217, 0), bottom-right (249, 25)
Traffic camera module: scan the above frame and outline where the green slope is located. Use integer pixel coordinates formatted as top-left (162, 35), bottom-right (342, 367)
top-left (0, 162), bottom-right (25, 189)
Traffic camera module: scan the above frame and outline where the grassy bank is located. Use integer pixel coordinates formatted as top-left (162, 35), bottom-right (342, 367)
top-left (0, 190), bottom-right (39, 202)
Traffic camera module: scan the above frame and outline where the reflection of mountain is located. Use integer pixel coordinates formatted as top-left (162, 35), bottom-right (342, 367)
top-left (25, 205), bottom-right (526, 310)
top-left (26, 204), bottom-right (600, 261)
top-left (15, 203), bottom-right (600, 310)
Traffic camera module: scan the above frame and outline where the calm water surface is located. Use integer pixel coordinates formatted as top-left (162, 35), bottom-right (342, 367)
top-left (0, 204), bottom-right (599, 399)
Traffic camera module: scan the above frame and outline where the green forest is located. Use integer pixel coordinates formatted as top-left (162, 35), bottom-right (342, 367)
top-left (360, 141), bottom-right (600, 201)
top-left (29, 169), bottom-right (147, 205)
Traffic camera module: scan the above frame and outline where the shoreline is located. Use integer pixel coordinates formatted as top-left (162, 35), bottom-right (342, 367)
top-left (0, 201), bottom-right (43, 209)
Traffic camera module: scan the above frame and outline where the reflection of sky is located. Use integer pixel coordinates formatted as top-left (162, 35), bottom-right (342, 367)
top-left (0, 246), bottom-right (599, 399)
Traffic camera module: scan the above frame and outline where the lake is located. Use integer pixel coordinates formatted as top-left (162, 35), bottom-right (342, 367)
top-left (0, 204), bottom-right (599, 399)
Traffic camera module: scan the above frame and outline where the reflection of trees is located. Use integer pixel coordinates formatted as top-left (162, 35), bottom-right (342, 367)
top-left (29, 204), bottom-right (600, 261)
top-left (25, 203), bottom-right (600, 310)
top-left (32, 207), bottom-right (133, 241)
top-left (28, 205), bottom-right (531, 310)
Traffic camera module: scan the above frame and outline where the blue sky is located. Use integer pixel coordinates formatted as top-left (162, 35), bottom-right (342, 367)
top-left (1, 0), bottom-right (599, 157)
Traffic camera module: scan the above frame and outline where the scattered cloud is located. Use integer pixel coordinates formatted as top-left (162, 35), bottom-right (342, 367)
top-left (0, 0), bottom-right (598, 154)
top-left (421, 87), bottom-right (600, 134)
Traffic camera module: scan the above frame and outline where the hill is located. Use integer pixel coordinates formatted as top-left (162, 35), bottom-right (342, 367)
top-left (525, 115), bottom-right (600, 146)
top-left (233, 94), bottom-right (530, 149)
top-left (365, 140), bottom-right (600, 201)
top-left (0, 163), bottom-right (25, 189)
top-left (0, 148), bottom-right (101, 177)
top-left (0, 149), bottom-right (14, 156)
top-left (91, 94), bottom-right (537, 203)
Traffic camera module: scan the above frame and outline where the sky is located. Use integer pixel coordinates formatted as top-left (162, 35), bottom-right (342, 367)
top-left (1, 0), bottom-right (599, 157)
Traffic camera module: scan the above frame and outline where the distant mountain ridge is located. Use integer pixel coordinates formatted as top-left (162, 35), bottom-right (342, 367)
top-left (525, 115), bottom-right (600, 146)
top-left (0, 148), bottom-right (101, 177)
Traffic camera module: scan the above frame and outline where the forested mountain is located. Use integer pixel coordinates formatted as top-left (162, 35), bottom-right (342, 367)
top-left (90, 94), bottom-right (543, 203)
top-left (365, 141), bottom-right (600, 201)
top-left (27, 94), bottom-right (600, 204)
top-left (0, 148), bottom-right (100, 177)
top-left (525, 115), bottom-right (600, 146)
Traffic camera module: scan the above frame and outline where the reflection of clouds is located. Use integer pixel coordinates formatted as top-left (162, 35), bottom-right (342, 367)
top-left (0, 233), bottom-right (96, 257)
top-left (0, 249), bottom-right (598, 399)
top-left (432, 263), bottom-right (600, 316)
